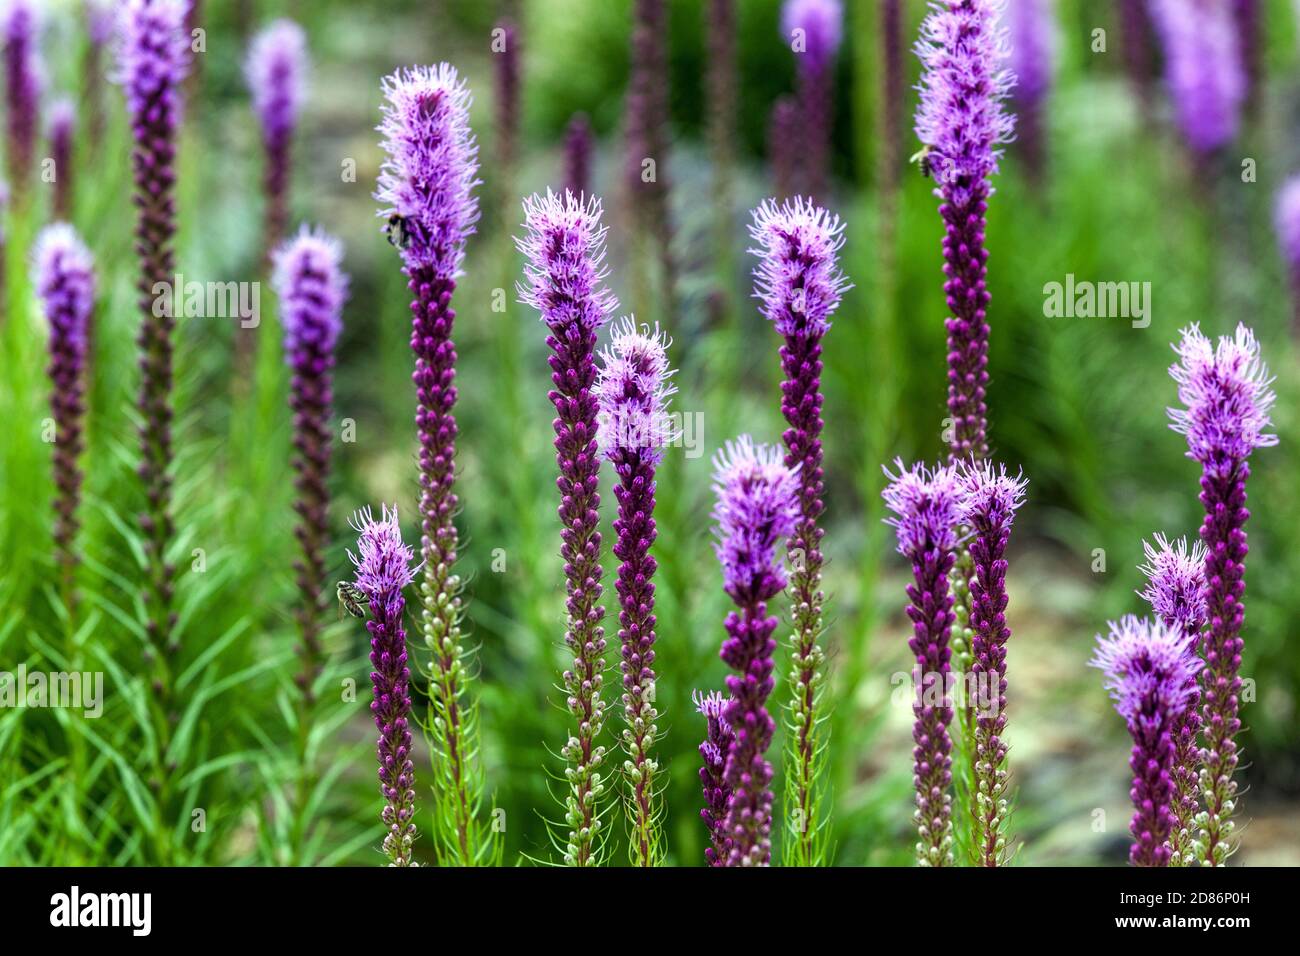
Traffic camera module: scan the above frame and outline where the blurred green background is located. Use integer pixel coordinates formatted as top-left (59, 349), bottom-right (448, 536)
top-left (0, 0), bottom-right (1296, 865)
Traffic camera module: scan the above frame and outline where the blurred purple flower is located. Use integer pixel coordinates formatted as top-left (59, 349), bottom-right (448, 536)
top-left (3, 0), bottom-right (43, 191)
top-left (1003, 0), bottom-right (1056, 180)
top-left (1274, 175), bottom-right (1300, 327)
top-left (781, 0), bottom-right (842, 201)
top-left (1092, 615), bottom-right (1203, 866)
top-left (694, 690), bottom-right (734, 866)
top-left (246, 19), bottom-right (307, 268)
top-left (348, 505), bottom-right (419, 867)
top-left (48, 98), bottom-right (76, 220)
top-left (1149, 0), bottom-right (1244, 156)
top-left (563, 112), bottom-right (592, 198)
top-left (493, 19), bottom-right (519, 179)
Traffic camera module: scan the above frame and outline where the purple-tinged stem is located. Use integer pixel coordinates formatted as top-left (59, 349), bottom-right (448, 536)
top-left (768, 96), bottom-right (800, 200)
top-left (563, 112), bottom-right (592, 198)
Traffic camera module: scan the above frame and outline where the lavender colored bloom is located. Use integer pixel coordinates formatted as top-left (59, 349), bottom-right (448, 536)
top-left (1274, 175), bottom-right (1300, 329)
top-left (48, 98), bottom-right (76, 220)
top-left (595, 317), bottom-right (673, 865)
top-left (957, 460), bottom-right (1026, 866)
top-left (116, 0), bottom-right (189, 712)
top-left (563, 112), bottom-right (592, 199)
top-left (33, 224), bottom-right (96, 607)
top-left (3, 0), bottom-right (42, 193)
top-left (377, 62), bottom-right (492, 866)
top-left (882, 459), bottom-right (964, 865)
top-left (1091, 616), bottom-right (1203, 866)
top-left (517, 189), bottom-right (615, 866)
top-left (1003, 0), bottom-right (1056, 181)
top-left (246, 19), bottom-right (307, 270)
top-left (712, 436), bottom-right (799, 867)
top-left (1167, 323), bottom-right (1276, 866)
top-left (694, 690), bottom-right (734, 867)
top-left (781, 0), bottom-right (841, 201)
top-left (915, 0), bottom-right (1014, 462)
top-left (1137, 532), bottom-right (1207, 865)
top-left (348, 505), bottom-right (419, 867)
top-left (748, 196), bottom-right (848, 865)
top-left (273, 227), bottom-right (347, 702)
top-left (1149, 0), bottom-right (1244, 157)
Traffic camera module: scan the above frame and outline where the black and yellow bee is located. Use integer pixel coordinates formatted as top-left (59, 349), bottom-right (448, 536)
top-left (336, 581), bottom-right (368, 620)
top-left (909, 145), bottom-right (935, 179)
top-left (384, 214), bottom-right (414, 251)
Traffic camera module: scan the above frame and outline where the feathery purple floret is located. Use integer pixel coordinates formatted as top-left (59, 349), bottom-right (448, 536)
top-left (596, 317), bottom-right (673, 865)
top-left (377, 64), bottom-right (481, 275)
top-left (695, 690), bottom-right (734, 866)
top-left (1167, 323), bottom-right (1275, 866)
top-left (563, 112), bottom-right (592, 199)
top-left (1149, 0), bottom-right (1245, 157)
top-left (713, 436), bottom-right (799, 867)
top-left (883, 459), bottom-right (964, 865)
top-left (518, 189), bottom-right (614, 866)
top-left (3, 0), bottom-right (42, 192)
top-left (349, 505), bottom-right (419, 867)
top-left (1092, 615), bottom-right (1203, 866)
top-left (958, 459), bottom-right (1026, 866)
top-left (34, 224), bottom-right (96, 604)
top-left (274, 227), bottom-right (347, 699)
top-left (749, 197), bottom-right (849, 338)
top-left (48, 98), bottom-right (76, 220)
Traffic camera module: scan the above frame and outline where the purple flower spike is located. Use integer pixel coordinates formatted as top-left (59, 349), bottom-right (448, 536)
top-left (1137, 532), bottom-right (1207, 865)
top-left (563, 112), bottom-right (592, 199)
top-left (882, 458), bottom-right (964, 865)
top-left (348, 505), bottom-right (419, 867)
top-left (1274, 175), bottom-right (1300, 328)
top-left (33, 224), bottom-right (96, 607)
top-left (596, 317), bottom-right (674, 865)
top-left (377, 62), bottom-right (491, 866)
top-left (48, 98), bottom-right (76, 220)
top-left (517, 189), bottom-right (615, 866)
top-left (781, 0), bottom-right (842, 201)
top-left (273, 227), bottom-right (347, 702)
top-left (694, 690), bottom-right (734, 867)
top-left (116, 0), bottom-right (189, 709)
top-left (1167, 323), bottom-right (1276, 866)
top-left (749, 196), bottom-right (849, 864)
top-left (915, 0), bottom-right (1014, 462)
top-left (1092, 616), bottom-right (1203, 867)
top-left (957, 460), bottom-right (1026, 866)
top-left (712, 435), bottom-right (799, 867)
top-left (493, 19), bottom-right (519, 181)
top-left (3, 0), bottom-right (42, 193)
top-left (246, 19), bottom-right (308, 269)
top-left (1003, 0), bottom-right (1056, 181)
top-left (1149, 0), bottom-right (1244, 158)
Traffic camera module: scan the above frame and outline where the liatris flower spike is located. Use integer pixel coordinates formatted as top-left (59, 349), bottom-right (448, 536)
top-left (1148, 0), bottom-right (1244, 159)
top-left (596, 317), bottom-right (675, 866)
top-left (48, 99), bottom-right (76, 220)
top-left (3, 0), bottom-right (42, 194)
top-left (493, 19), bottom-right (519, 192)
top-left (273, 227), bottom-right (347, 705)
top-left (33, 224), bottom-right (96, 610)
top-left (348, 506), bottom-right (420, 867)
top-left (915, 0), bottom-right (1015, 462)
top-left (1168, 323), bottom-right (1276, 866)
top-left (1003, 0), bottom-right (1056, 181)
top-left (247, 19), bottom-right (308, 270)
top-left (712, 436), bottom-right (800, 866)
top-left (1274, 174), bottom-right (1300, 330)
top-left (882, 459), bottom-right (964, 866)
top-left (1137, 533), bottom-right (1206, 865)
top-left (780, 0), bottom-right (842, 201)
top-left (1091, 616), bottom-right (1203, 866)
top-left (749, 196), bottom-right (849, 866)
top-left (957, 460), bottom-right (1026, 866)
top-left (695, 690), bottom-right (734, 867)
top-left (377, 63), bottom-right (495, 867)
top-left (517, 189), bottom-right (616, 866)
top-left (116, 0), bottom-right (189, 738)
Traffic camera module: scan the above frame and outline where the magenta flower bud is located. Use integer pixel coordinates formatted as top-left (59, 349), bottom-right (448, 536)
top-left (33, 224), bottom-right (96, 607)
top-left (596, 318), bottom-right (673, 865)
top-left (916, 0), bottom-right (1014, 462)
top-left (3, 0), bottom-right (42, 193)
top-left (1092, 615), bottom-right (1203, 866)
top-left (694, 689), bottom-right (734, 867)
top-left (246, 19), bottom-right (307, 270)
top-left (1149, 0), bottom-right (1244, 158)
top-left (712, 436), bottom-right (799, 867)
top-left (116, 0), bottom-right (189, 704)
top-left (563, 112), bottom-right (592, 199)
top-left (348, 505), bottom-right (419, 867)
top-left (273, 226), bottom-right (347, 701)
top-left (518, 189), bottom-right (615, 865)
top-left (1167, 323), bottom-right (1276, 866)
top-left (47, 98), bottom-right (76, 220)
top-left (781, 0), bottom-right (841, 201)
top-left (882, 458), bottom-right (964, 865)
